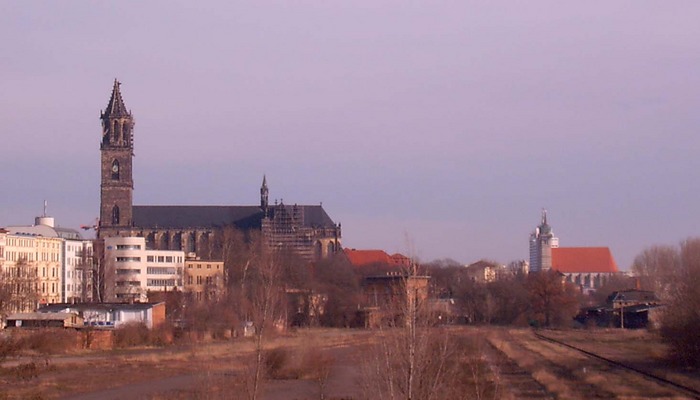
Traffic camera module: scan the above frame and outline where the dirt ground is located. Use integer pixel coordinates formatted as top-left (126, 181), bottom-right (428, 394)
top-left (1, 327), bottom-right (697, 400)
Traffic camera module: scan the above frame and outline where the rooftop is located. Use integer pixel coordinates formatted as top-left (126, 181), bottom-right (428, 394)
top-left (552, 247), bottom-right (619, 274)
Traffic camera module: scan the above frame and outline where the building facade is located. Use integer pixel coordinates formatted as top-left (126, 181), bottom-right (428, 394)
top-left (97, 80), bottom-right (341, 262)
top-left (6, 214), bottom-right (94, 305)
top-left (104, 237), bottom-right (185, 302)
top-left (184, 259), bottom-right (225, 302)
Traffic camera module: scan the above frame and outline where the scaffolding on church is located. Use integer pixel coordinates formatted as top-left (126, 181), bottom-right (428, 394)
top-left (262, 203), bottom-right (319, 261)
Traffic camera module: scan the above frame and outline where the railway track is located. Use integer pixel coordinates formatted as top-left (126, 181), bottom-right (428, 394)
top-left (534, 331), bottom-right (700, 399)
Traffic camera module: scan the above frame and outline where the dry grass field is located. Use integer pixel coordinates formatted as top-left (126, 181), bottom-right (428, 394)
top-left (0, 327), bottom-right (697, 400)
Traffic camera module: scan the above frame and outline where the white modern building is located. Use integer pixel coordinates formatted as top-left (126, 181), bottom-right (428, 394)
top-left (528, 210), bottom-right (559, 272)
top-left (104, 237), bottom-right (184, 302)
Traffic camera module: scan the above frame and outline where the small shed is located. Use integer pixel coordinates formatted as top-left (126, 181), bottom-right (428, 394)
top-left (38, 302), bottom-right (165, 329)
top-left (6, 312), bottom-right (83, 329)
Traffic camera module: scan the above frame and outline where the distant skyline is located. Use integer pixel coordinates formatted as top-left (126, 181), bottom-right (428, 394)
top-left (2, 2), bottom-right (700, 269)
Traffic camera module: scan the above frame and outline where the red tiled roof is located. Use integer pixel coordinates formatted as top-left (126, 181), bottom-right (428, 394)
top-left (551, 247), bottom-right (619, 274)
top-left (343, 249), bottom-right (411, 267)
top-left (390, 253), bottom-right (412, 267)
top-left (344, 249), bottom-right (393, 267)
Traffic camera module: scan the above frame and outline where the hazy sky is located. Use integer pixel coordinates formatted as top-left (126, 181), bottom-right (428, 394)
top-left (2, 2), bottom-right (699, 269)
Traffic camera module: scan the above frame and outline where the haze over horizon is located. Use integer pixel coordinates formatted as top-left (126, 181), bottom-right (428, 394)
top-left (2, 2), bottom-right (699, 269)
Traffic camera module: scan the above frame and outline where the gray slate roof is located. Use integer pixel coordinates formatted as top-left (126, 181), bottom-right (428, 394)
top-left (132, 204), bottom-right (336, 230)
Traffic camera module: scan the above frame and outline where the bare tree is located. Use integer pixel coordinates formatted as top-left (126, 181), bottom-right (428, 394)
top-left (654, 238), bottom-right (700, 366)
top-left (3, 257), bottom-right (39, 313)
top-left (244, 240), bottom-right (285, 400)
top-left (360, 257), bottom-right (466, 400)
top-left (527, 269), bottom-right (578, 327)
top-left (76, 246), bottom-right (95, 303)
top-left (631, 244), bottom-right (679, 297)
top-left (92, 239), bottom-right (108, 302)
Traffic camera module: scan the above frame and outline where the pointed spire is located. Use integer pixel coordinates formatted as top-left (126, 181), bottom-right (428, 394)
top-left (260, 174), bottom-right (269, 212)
top-left (541, 208), bottom-right (547, 225)
top-left (102, 79), bottom-right (131, 118)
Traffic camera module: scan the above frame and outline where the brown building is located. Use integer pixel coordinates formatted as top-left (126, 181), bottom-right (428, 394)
top-left (184, 259), bottom-right (225, 302)
top-left (361, 273), bottom-right (430, 327)
top-left (97, 80), bottom-right (341, 262)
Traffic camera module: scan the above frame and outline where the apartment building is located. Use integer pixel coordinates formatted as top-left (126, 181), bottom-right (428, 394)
top-left (104, 237), bottom-right (184, 302)
top-left (184, 259), bottom-right (225, 301)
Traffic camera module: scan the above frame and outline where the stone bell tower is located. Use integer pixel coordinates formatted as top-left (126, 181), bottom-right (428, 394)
top-left (98, 79), bottom-right (134, 238)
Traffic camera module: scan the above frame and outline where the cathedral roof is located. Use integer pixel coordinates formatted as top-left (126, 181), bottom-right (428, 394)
top-left (551, 247), bottom-right (619, 274)
top-left (132, 206), bottom-right (263, 229)
top-left (102, 79), bottom-right (131, 118)
top-left (132, 204), bottom-right (336, 230)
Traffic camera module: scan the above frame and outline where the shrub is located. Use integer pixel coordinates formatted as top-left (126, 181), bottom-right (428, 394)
top-left (113, 323), bottom-right (150, 348)
top-left (263, 347), bottom-right (289, 379)
top-left (19, 329), bottom-right (77, 360)
top-left (0, 335), bottom-right (21, 365)
top-left (149, 323), bottom-right (174, 347)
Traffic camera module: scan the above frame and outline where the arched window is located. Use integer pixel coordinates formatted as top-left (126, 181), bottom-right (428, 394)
top-left (121, 122), bottom-right (129, 144)
top-left (112, 206), bottom-right (120, 225)
top-left (326, 241), bottom-right (335, 256)
top-left (111, 159), bottom-right (120, 180)
top-left (113, 121), bottom-right (120, 142)
top-left (315, 241), bottom-right (323, 259)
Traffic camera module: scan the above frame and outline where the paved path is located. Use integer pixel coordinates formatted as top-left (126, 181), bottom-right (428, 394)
top-left (61, 373), bottom-right (203, 400)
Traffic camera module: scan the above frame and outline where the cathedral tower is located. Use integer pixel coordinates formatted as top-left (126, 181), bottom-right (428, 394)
top-left (98, 80), bottom-right (134, 238)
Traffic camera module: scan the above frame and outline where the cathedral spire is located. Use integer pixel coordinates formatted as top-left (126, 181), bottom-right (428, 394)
top-left (260, 175), bottom-right (269, 212)
top-left (102, 79), bottom-right (131, 118)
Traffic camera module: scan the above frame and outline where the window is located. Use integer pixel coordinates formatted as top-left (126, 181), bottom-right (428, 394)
top-left (147, 255), bottom-right (154, 262)
top-left (207, 264), bottom-right (211, 269)
top-left (147, 279), bottom-right (176, 287)
top-left (147, 267), bottom-right (176, 275)
top-left (112, 206), bottom-right (120, 225)
top-left (165, 256), bottom-right (173, 263)
top-left (157, 256), bottom-right (164, 263)
top-left (116, 257), bottom-right (141, 262)
top-left (117, 244), bottom-right (142, 250)
top-left (116, 269), bottom-right (140, 275)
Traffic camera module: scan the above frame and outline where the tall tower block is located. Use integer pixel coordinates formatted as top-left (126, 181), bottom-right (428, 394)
top-left (529, 209), bottom-right (559, 272)
top-left (98, 80), bottom-right (134, 238)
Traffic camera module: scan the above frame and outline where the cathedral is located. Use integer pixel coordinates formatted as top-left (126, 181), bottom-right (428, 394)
top-left (98, 80), bottom-right (341, 261)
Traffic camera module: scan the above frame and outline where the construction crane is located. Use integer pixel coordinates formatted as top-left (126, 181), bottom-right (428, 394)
top-left (81, 218), bottom-right (99, 231)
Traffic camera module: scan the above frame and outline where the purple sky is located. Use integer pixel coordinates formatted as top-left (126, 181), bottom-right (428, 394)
top-left (2, 2), bottom-right (699, 269)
